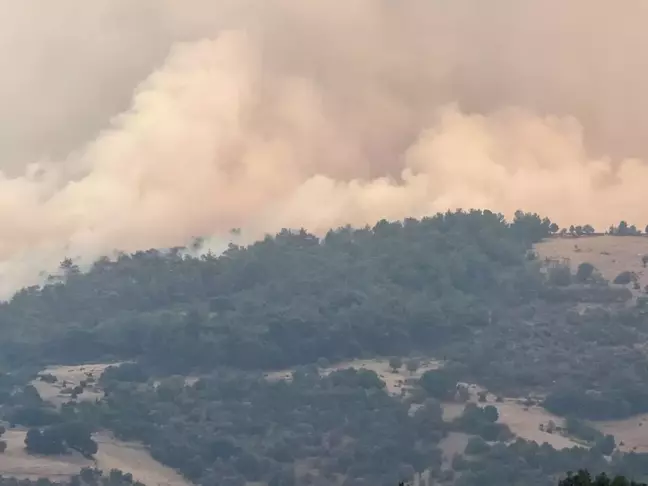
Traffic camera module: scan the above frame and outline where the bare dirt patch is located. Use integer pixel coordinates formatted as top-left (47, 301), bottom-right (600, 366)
top-left (443, 386), bottom-right (581, 450)
top-left (94, 433), bottom-right (190, 486)
top-left (594, 414), bottom-right (648, 453)
top-left (493, 400), bottom-right (579, 449)
top-left (535, 236), bottom-right (648, 296)
top-left (31, 363), bottom-right (119, 408)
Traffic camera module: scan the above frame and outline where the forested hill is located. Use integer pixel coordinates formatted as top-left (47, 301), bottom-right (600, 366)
top-left (0, 210), bottom-right (549, 371)
top-left (6, 210), bottom-right (648, 486)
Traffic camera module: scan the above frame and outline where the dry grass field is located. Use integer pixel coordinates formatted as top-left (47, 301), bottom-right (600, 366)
top-left (536, 235), bottom-right (648, 297)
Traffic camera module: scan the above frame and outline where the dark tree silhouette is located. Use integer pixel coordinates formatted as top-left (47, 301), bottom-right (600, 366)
top-left (559, 470), bottom-right (646, 486)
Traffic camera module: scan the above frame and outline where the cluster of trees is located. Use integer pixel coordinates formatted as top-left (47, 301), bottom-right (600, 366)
top-left (563, 418), bottom-right (616, 455)
top-left (607, 222), bottom-right (647, 236)
top-left (25, 422), bottom-right (97, 457)
top-left (87, 364), bottom-right (648, 486)
top-left (546, 221), bottom-right (648, 237)
top-left (0, 382), bottom-right (98, 457)
top-left (95, 367), bottom-right (444, 486)
top-left (560, 471), bottom-right (647, 486)
top-left (554, 225), bottom-right (597, 237)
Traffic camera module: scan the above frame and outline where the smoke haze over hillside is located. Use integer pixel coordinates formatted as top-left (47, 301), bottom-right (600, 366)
top-left (1, 0), bottom-right (648, 295)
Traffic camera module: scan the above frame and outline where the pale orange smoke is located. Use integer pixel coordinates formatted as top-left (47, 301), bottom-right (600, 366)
top-left (0, 0), bottom-right (647, 296)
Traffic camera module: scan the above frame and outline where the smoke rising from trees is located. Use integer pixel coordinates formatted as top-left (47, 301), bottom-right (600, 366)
top-left (0, 0), bottom-right (647, 295)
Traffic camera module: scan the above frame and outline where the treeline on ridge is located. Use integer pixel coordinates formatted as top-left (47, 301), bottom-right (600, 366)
top-left (0, 209), bottom-right (547, 371)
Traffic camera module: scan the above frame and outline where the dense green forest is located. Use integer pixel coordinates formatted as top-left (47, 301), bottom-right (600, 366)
top-left (1, 211), bottom-right (647, 417)
top-left (2, 210), bottom-right (648, 485)
top-left (1, 210), bottom-right (543, 371)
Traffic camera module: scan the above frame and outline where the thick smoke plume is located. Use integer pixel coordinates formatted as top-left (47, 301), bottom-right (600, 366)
top-left (1, 0), bottom-right (648, 296)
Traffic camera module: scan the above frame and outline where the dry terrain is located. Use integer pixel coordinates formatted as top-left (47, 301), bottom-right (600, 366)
top-left (536, 235), bottom-right (648, 450)
top-left (31, 363), bottom-right (118, 408)
top-left (594, 414), bottom-right (648, 453)
top-left (0, 428), bottom-right (87, 480)
top-left (10, 363), bottom-right (192, 486)
top-left (266, 358), bottom-right (583, 449)
top-left (536, 235), bottom-right (648, 297)
top-left (443, 385), bottom-right (581, 450)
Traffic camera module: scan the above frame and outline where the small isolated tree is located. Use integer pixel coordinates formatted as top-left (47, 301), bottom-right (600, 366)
top-left (38, 374), bottom-right (57, 384)
top-left (389, 357), bottom-right (403, 372)
top-left (594, 434), bottom-right (616, 455)
top-left (406, 359), bottom-right (420, 375)
top-left (549, 223), bottom-right (560, 235)
top-left (483, 405), bottom-right (499, 423)
top-left (477, 391), bottom-right (488, 403)
top-left (316, 357), bottom-right (330, 369)
top-left (575, 262), bottom-right (595, 283)
top-left (59, 257), bottom-right (81, 279)
top-left (614, 271), bottom-right (637, 285)
top-left (419, 369), bottom-right (457, 400)
top-left (465, 437), bottom-right (490, 455)
top-left (583, 224), bottom-right (595, 235)
top-left (0, 441), bottom-right (6, 454)
top-left (642, 255), bottom-right (648, 268)
top-left (548, 263), bottom-right (572, 286)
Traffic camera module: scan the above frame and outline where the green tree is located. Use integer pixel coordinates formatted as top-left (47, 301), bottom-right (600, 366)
top-left (389, 357), bottom-right (403, 372)
top-left (464, 436), bottom-right (490, 455)
top-left (594, 434), bottom-right (616, 455)
top-left (419, 370), bottom-right (456, 400)
top-left (575, 262), bottom-right (595, 282)
top-left (406, 359), bottom-right (420, 375)
top-left (559, 470), bottom-right (646, 486)
top-left (614, 271), bottom-right (637, 285)
top-left (482, 405), bottom-right (499, 423)
top-left (548, 262), bottom-right (572, 286)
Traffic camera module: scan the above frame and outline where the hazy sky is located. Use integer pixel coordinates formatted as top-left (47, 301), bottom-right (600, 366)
top-left (0, 0), bottom-right (647, 295)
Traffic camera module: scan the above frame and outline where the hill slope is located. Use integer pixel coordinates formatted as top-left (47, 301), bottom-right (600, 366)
top-left (4, 212), bottom-right (648, 485)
